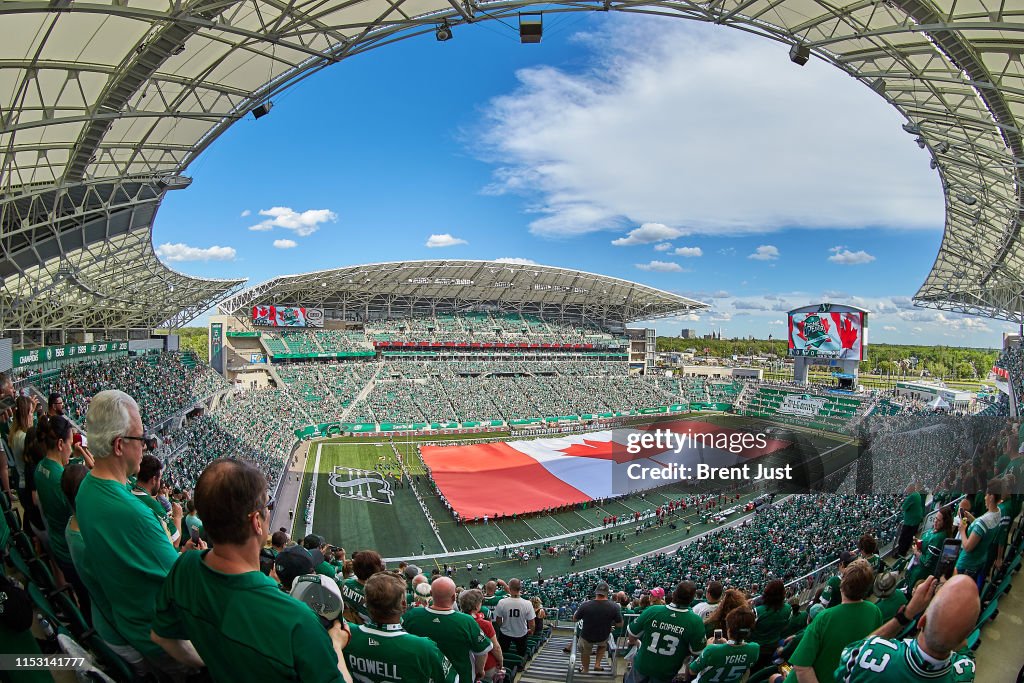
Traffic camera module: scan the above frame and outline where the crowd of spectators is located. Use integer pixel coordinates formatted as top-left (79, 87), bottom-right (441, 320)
top-left (38, 352), bottom-right (228, 428)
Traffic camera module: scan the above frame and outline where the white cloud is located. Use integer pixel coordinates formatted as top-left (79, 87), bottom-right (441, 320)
top-left (240, 209), bottom-right (251, 217)
top-left (156, 243), bottom-right (236, 262)
top-left (249, 207), bottom-right (337, 236)
top-left (425, 233), bottom-right (468, 248)
top-left (493, 257), bottom-right (538, 265)
top-left (733, 300), bottom-right (771, 310)
top-left (673, 246), bottom-right (703, 258)
top-left (273, 239), bottom-right (298, 249)
top-left (770, 320), bottom-right (784, 325)
top-left (612, 223), bottom-right (685, 246)
top-left (748, 245), bottom-right (780, 261)
top-left (883, 325), bottom-right (897, 331)
top-left (635, 260), bottom-right (684, 272)
top-left (828, 247), bottom-right (876, 265)
top-left (709, 311), bottom-right (732, 322)
top-left (476, 19), bottom-right (942, 238)
top-left (654, 242), bottom-right (673, 252)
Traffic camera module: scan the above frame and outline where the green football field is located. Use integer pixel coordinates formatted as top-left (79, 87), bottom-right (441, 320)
top-left (291, 415), bottom-right (859, 577)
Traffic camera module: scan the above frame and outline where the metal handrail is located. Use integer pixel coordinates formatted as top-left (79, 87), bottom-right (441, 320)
top-left (565, 621), bottom-right (581, 683)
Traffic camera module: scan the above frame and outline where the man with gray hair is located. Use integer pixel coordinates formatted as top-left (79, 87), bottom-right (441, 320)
top-left (77, 390), bottom-right (202, 678)
top-left (404, 576), bottom-right (492, 683)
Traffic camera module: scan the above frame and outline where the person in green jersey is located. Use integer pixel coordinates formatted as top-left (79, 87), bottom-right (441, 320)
top-left (871, 573), bottom-right (907, 623)
top-left (345, 572), bottom-right (457, 683)
top-left (835, 575), bottom-right (979, 682)
top-left (78, 390), bottom-right (198, 675)
top-left (34, 414), bottom-right (92, 621)
top-left (752, 580), bottom-right (792, 667)
top-left (404, 576), bottom-right (492, 683)
top-left (151, 458), bottom-right (350, 682)
top-left (857, 535), bottom-right (881, 573)
top-left (954, 480), bottom-right (1003, 589)
top-left (689, 606), bottom-right (759, 683)
top-left (341, 550), bottom-right (385, 624)
top-left (904, 508), bottom-right (953, 593)
top-left (626, 581), bottom-right (706, 683)
top-left (820, 551), bottom-right (857, 610)
top-left (62, 462), bottom-right (147, 675)
top-left (777, 560), bottom-right (882, 683)
top-left (896, 486), bottom-right (925, 557)
top-left (481, 580), bottom-right (508, 620)
top-left (132, 454), bottom-right (181, 546)
top-left (304, 534), bottom-right (338, 579)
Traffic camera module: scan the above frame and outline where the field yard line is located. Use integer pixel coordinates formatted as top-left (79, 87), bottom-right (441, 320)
top-left (462, 523), bottom-right (481, 548)
top-left (570, 509), bottom-right (593, 528)
top-left (549, 515), bottom-right (571, 534)
top-left (616, 498), bottom-right (641, 513)
top-left (306, 442), bottom-right (323, 537)
top-left (519, 517), bottom-right (541, 541)
top-left (491, 522), bottom-right (514, 546)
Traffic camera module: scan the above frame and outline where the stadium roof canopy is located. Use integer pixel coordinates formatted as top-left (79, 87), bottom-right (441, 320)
top-left (4, 0), bottom-right (1024, 335)
top-left (217, 260), bottom-right (704, 325)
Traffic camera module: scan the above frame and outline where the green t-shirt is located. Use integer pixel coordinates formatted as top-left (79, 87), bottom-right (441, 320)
top-left (785, 601), bottom-right (883, 683)
top-left (821, 574), bottom-right (842, 609)
top-left (836, 636), bottom-right (976, 682)
top-left (132, 487), bottom-right (179, 543)
top-left (784, 608), bottom-right (807, 638)
top-left (402, 606), bottom-right (492, 683)
top-left (628, 604), bottom-right (706, 680)
top-left (341, 577), bottom-right (370, 623)
top-left (65, 522), bottom-right (128, 647)
top-left (752, 603), bottom-right (792, 649)
top-left (76, 473), bottom-right (180, 659)
top-left (955, 511), bottom-right (1001, 572)
top-left (345, 622), bottom-right (457, 683)
top-left (35, 458), bottom-right (72, 564)
top-left (152, 550), bottom-right (342, 683)
top-left (902, 493), bottom-right (924, 527)
top-left (481, 590), bottom-right (507, 618)
top-left (873, 592), bottom-right (907, 623)
top-left (689, 641), bottom-right (760, 682)
top-left (904, 529), bottom-right (948, 590)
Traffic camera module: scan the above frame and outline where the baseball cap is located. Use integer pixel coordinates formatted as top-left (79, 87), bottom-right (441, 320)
top-left (275, 545), bottom-right (316, 590)
top-left (595, 582), bottom-right (610, 596)
top-left (404, 564), bottom-right (421, 581)
top-left (650, 587), bottom-right (665, 599)
top-left (839, 550), bottom-right (857, 566)
top-left (291, 573), bottom-right (344, 623)
top-left (808, 603), bottom-right (824, 622)
top-left (874, 572), bottom-right (898, 598)
top-left (302, 533), bottom-right (325, 550)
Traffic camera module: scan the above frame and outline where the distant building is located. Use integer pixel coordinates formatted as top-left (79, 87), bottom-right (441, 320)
top-left (679, 328), bottom-right (696, 339)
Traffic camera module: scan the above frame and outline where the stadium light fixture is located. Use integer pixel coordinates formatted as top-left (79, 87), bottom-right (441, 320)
top-left (519, 13), bottom-right (543, 43)
top-left (956, 193), bottom-right (978, 206)
top-left (789, 43), bottom-right (810, 65)
top-left (252, 101), bottom-right (273, 119)
top-left (436, 21), bottom-right (453, 42)
top-left (934, 141), bottom-right (950, 154)
top-left (902, 123), bottom-right (922, 134)
top-left (915, 137), bottom-right (927, 149)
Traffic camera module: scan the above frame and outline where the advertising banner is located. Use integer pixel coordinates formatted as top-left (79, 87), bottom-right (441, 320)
top-left (251, 305), bottom-right (324, 328)
top-left (13, 341), bottom-right (130, 369)
top-left (778, 394), bottom-right (826, 417)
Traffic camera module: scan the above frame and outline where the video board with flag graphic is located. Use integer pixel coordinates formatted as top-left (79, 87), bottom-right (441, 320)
top-left (788, 304), bottom-right (867, 360)
top-left (251, 305), bottom-right (324, 328)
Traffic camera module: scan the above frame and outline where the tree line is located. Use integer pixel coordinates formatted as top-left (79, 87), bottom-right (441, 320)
top-left (656, 337), bottom-right (1000, 380)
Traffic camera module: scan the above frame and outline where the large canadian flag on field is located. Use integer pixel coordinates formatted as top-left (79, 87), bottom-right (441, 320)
top-left (420, 420), bottom-right (788, 519)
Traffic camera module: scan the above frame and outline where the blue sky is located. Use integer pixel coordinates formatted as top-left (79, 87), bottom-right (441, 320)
top-left (155, 14), bottom-right (1011, 348)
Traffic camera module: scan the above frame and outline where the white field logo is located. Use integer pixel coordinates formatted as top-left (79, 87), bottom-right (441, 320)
top-left (328, 467), bottom-right (393, 505)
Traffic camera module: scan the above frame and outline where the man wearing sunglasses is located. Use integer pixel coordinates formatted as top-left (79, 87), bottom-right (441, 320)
top-left (77, 389), bottom-right (203, 680)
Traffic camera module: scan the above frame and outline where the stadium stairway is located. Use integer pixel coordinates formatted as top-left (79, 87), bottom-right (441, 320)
top-left (518, 630), bottom-right (619, 683)
top-left (337, 362), bottom-right (385, 423)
